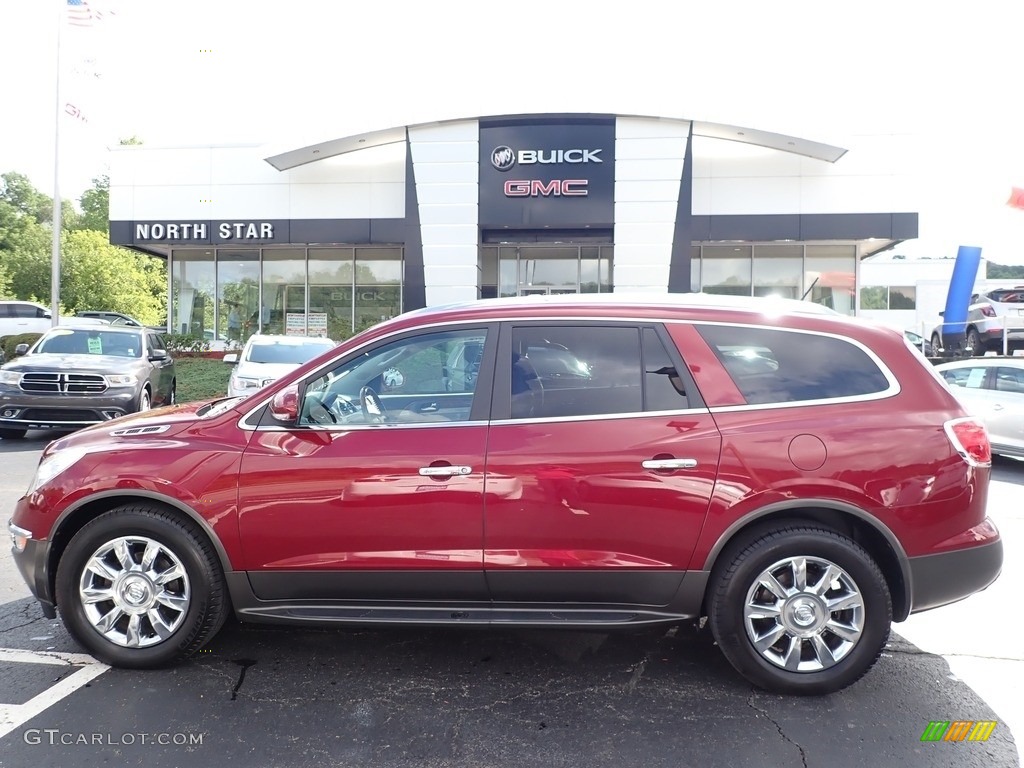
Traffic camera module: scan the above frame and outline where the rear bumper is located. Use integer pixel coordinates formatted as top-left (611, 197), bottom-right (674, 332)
top-left (907, 538), bottom-right (1003, 615)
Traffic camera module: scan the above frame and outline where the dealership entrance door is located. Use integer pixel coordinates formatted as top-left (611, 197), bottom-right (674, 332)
top-left (478, 244), bottom-right (614, 299)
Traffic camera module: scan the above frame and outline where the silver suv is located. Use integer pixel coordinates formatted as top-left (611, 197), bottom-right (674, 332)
top-left (931, 288), bottom-right (1024, 356)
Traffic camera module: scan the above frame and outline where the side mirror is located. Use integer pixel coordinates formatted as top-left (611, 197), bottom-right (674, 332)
top-left (223, 353), bottom-right (238, 364)
top-left (14, 344), bottom-right (29, 356)
top-left (149, 349), bottom-right (168, 361)
top-left (270, 384), bottom-right (299, 422)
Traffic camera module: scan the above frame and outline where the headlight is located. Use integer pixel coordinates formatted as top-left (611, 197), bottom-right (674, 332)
top-left (231, 376), bottom-right (260, 391)
top-left (27, 450), bottom-right (87, 494)
top-left (0, 370), bottom-right (22, 386)
top-left (104, 374), bottom-right (138, 386)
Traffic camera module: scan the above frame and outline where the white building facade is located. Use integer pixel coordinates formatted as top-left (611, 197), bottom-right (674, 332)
top-left (108, 114), bottom-right (919, 342)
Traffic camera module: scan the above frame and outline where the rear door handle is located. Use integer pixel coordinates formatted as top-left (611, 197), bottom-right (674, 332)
top-left (642, 458), bottom-right (698, 470)
top-left (418, 465), bottom-right (472, 477)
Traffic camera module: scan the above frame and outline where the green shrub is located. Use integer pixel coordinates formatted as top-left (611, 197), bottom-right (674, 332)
top-left (164, 333), bottom-right (210, 354)
top-left (1, 333), bottom-right (43, 361)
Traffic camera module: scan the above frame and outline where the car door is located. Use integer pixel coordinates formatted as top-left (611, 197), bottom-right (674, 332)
top-left (482, 322), bottom-right (722, 607)
top-left (145, 332), bottom-right (174, 405)
top-left (989, 366), bottom-right (1024, 453)
top-left (236, 324), bottom-right (497, 603)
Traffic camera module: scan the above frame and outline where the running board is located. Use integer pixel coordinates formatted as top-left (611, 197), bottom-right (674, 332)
top-left (236, 605), bottom-right (688, 628)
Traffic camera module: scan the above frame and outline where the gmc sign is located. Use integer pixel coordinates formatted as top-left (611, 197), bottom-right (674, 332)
top-left (503, 179), bottom-right (589, 197)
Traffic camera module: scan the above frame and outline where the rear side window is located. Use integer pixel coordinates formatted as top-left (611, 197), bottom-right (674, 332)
top-left (697, 325), bottom-right (890, 405)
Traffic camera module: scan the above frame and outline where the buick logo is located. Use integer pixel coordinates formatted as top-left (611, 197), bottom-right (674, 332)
top-left (490, 145), bottom-right (516, 172)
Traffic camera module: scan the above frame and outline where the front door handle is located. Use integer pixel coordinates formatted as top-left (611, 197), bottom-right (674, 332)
top-left (642, 458), bottom-right (698, 470)
top-left (418, 465), bottom-right (472, 477)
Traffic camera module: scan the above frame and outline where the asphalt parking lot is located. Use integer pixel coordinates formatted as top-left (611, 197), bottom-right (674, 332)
top-left (1, 432), bottom-right (1021, 768)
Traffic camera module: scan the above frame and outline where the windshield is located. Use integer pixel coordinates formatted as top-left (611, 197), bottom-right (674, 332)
top-left (34, 329), bottom-right (142, 358)
top-left (246, 340), bottom-right (334, 365)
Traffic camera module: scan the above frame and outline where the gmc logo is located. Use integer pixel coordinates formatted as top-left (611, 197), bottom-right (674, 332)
top-left (503, 179), bottom-right (589, 197)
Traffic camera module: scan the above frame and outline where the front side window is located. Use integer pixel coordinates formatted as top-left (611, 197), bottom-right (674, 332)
top-left (940, 367), bottom-right (989, 390)
top-left (299, 328), bottom-right (488, 427)
top-left (697, 325), bottom-right (891, 404)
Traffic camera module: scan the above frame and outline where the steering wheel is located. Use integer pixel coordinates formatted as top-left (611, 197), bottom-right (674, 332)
top-left (359, 385), bottom-right (388, 424)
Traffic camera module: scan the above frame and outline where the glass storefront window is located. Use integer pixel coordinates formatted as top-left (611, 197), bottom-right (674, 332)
top-left (805, 245), bottom-right (856, 315)
top-left (702, 245), bottom-right (752, 296)
top-left (262, 248), bottom-right (307, 335)
top-left (889, 286), bottom-right (916, 309)
top-left (752, 244), bottom-right (802, 299)
top-left (690, 246), bottom-right (701, 292)
top-left (171, 250), bottom-right (215, 340)
top-left (488, 245), bottom-right (613, 296)
top-left (354, 248), bottom-right (402, 334)
top-left (860, 286), bottom-right (888, 310)
top-left (217, 250), bottom-right (259, 344)
top-left (309, 248), bottom-right (354, 340)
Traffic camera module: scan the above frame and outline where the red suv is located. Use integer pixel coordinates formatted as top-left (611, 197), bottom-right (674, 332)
top-left (8, 294), bottom-right (1002, 694)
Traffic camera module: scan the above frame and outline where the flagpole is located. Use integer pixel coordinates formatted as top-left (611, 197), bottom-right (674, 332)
top-left (51, 0), bottom-right (63, 327)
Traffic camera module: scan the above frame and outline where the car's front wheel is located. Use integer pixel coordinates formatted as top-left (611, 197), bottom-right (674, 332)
top-left (138, 388), bottom-right (152, 413)
top-left (708, 525), bottom-right (891, 695)
top-left (54, 504), bottom-right (228, 668)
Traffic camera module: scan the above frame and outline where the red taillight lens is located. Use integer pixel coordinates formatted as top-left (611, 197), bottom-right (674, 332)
top-left (979, 305), bottom-right (996, 317)
top-left (944, 417), bottom-right (992, 466)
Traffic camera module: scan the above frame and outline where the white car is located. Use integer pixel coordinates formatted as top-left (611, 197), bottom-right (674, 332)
top-left (934, 357), bottom-right (1024, 458)
top-left (224, 334), bottom-right (336, 397)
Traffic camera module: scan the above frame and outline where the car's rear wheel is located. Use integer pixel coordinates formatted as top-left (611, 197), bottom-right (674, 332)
top-left (930, 333), bottom-right (942, 354)
top-left (708, 525), bottom-right (891, 695)
top-left (169, 380), bottom-right (176, 405)
top-left (966, 327), bottom-right (984, 356)
top-left (54, 504), bottom-right (227, 668)
top-left (0, 428), bottom-right (27, 440)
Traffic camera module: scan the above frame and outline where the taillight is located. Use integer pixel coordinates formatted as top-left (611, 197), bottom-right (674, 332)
top-left (979, 305), bottom-right (996, 317)
top-left (944, 417), bottom-right (992, 466)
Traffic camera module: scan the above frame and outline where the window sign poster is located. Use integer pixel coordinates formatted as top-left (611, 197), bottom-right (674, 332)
top-left (307, 312), bottom-right (328, 338)
top-left (285, 313), bottom-right (307, 336)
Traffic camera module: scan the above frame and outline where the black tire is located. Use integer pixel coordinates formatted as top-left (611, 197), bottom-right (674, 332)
top-left (708, 525), bottom-right (891, 695)
top-left (55, 504), bottom-right (228, 668)
top-left (138, 387), bottom-right (152, 413)
top-left (930, 333), bottom-right (942, 354)
top-left (169, 380), bottom-right (176, 406)
top-left (966, 327), bottom-right (983, 357)
top-left (0, 428), bottom-right (28, 440)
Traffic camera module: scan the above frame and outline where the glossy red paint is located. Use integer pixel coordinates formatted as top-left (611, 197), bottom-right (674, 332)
top-left (10, 293), bottom-right (1002, 678)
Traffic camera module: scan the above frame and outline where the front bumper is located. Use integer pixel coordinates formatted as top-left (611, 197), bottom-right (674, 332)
top-left (0, 388), bottom-right (138, 428)
top-left (907, 538), bottom-right (1003, 614)
top-left (9, 522), bottom-right (56, 618)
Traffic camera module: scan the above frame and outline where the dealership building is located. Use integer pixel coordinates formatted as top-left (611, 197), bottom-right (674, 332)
top-left (108, 113), bottom-right (919, 341)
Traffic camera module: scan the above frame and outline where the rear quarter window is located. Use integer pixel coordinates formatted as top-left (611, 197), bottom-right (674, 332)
top-left (696, 325), bottom-right (891, 405)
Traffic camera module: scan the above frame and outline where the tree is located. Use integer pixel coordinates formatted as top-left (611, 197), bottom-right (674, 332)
top-left (58, 229), bottom-right (166, 324)
top-left (1, 172), bottom-right (52, 224)
top-left (77, 175), bottom-right (109, 233)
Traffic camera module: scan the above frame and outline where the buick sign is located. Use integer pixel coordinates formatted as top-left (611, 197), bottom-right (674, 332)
top-left (491, 146), bottom-right (603, 171)
top-left (491, 146), bottom-right (516, 171)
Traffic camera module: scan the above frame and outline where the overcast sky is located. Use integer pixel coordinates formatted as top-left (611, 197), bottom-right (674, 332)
top-left (4, 0), bottom-right (1023, 263)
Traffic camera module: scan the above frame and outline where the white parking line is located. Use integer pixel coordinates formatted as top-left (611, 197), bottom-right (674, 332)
top-left (0, 648), bottom-right (109, 740)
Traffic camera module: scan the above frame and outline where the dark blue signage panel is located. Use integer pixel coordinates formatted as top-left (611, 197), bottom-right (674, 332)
top-left (479, 119), bottom-right (615, 229)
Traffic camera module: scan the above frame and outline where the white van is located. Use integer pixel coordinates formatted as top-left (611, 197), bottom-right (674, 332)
top-left (0, 301), bottom-right (53, 338)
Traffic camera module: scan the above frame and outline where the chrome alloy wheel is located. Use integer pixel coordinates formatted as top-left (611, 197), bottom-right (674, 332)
top-left (743, 556), bottom-right (864, 672)
top-left (78, 536), bottom-right (191, 648)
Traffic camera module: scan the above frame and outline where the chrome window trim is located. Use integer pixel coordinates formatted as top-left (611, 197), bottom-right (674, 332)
top-left (247, 419), bottom-right (490, 433)
top-left (237, 312), bottom-right (901, 428)
top-left (490, 407), bottom-right (711, 427)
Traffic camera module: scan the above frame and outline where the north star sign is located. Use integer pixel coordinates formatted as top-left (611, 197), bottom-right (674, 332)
top-left (131, 221), bottom-right (282, 243)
